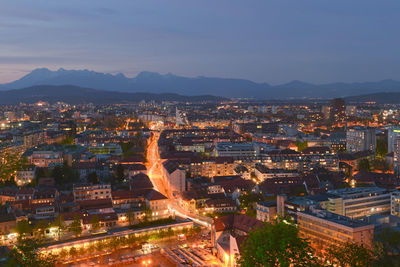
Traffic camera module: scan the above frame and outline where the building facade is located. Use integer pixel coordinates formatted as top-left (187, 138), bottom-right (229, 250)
top-left (298, 209), bottom-right (374, 252)
top-left (73, 184), bottom-right (112, 201)
top-left (346, 127), bottom-right (376, 153)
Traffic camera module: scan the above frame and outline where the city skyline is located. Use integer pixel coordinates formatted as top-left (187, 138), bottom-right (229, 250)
top-left (1, 1), bottom-right (400, 266)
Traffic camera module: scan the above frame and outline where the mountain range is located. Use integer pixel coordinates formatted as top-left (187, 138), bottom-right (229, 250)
top-left (0, 85), bottom-right (226, 105)
top-left (2, 68), bottom-right (400, 99)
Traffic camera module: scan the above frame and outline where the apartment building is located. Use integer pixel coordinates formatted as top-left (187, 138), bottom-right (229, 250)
top-left (15, 165), bottom-right (37, 186)
top-left (328, 187), bottom-right (391, 218)
top-left (190, 157), bottom-right (235, 178)
top-left (256, 201), bottom-right (277, 222)
top-left (162, 160), bottom-right (186, 195)
top-left (298, 209), bottom-right (374, 252)
top-left (30, 151), bottom-right (63, 167)
top-left (73, 183), bottom-right (112, 201)
top-left (346, 127), bottom-right (376, 153)
top-left (390, 191), bottom-right (400, 216)
top-left (254, 164), bottom-right (298, 181)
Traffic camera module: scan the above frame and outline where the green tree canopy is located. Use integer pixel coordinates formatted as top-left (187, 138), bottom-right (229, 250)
top-left (0, 148), bottom-right (27, 183)
top-left (69, 215), bottom-right (82, 237)
top-left (51, 214), bottom-right (66, 240)
top-left (376, 139), bottom-right (388, 158)
top-left (6, 237), bottom-right (57, 267)
top-left (357, 158), bottom-right (370, 172)
top-left (51, 163), bottom-right (79, 188)
top-left (326, 242), bottom-right (373, 267)
top-left (90, 215), bottom-right (100, 232)
top-left (114, 164), bottom-right (125, 183)
top-left (295, 140), bottom-right (308, 152)
top-left (238, 219), bottom-right (321, 267)
top-left (33, 220), bottom-right (49, 238)
top-left (374, 227), bottom-right (400, 266)
top-left (14, 220), bottom-right (32, 237)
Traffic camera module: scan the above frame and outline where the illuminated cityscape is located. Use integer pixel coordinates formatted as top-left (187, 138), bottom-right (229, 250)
top-left (1, 1), bottom-right (400, 266)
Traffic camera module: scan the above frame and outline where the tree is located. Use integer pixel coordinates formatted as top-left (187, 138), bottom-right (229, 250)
top-left (51, 214), bottom-right (66, 240)
top-left (237, 219), bottom-right (321, 267)
top-left (14, 220), bottom-right (32, 237)
top-left (69, 215), bottom-right (82, 237)
top-left (90, 215), bottom-right (100, 232)
top-left (358, 159), bottom-right (370, 171)
top-left (69, 247), bottom-right (78, 258)
top-left (33, 220), bottom-right (49, 239)
top-left (35, 167), bottom-right (47, 181)
top-left (326, 242), bottom-right (373, 267)
top-left (0, 147), bottom-right (27, 183)
top-left (376, 139), bottom-right (388, 158)
top-left (59, 136), bottom-right (74, 145)
top-left (372, 158), bottom-right (390, 173)
top-left (59, 249), bottom-right (68, 259)
top-left (51, 163), bottom-right (79, 188)
top-left (114, 164), bottom-right (125, 183)
top-left (374, 227), bottom-right (400, 266)
top-left (295, 140), bottom-right (308, 152)
top-left (239, 191), bottom-right (269, 217)
top-left (87, 171), bottom-right (99, 184)
top-left (126, 234), bottom-right (137, 247)
top-left (109, 237), bottom-right (121, 250)
top-left (239, 191), bottom-right (264, 210)
top-left (6, 237), bottom-right (57, 267)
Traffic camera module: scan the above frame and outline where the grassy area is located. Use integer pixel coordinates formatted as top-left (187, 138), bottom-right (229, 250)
top-left (128, 217), bottom-right (177, 230)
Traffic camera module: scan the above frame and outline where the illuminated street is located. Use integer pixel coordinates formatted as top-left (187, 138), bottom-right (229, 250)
top-left (146, 131), bottom-right (212, 228)
top-left (146, 131), bottom-right (169, 197)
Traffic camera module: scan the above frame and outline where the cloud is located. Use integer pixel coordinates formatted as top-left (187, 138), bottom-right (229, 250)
top-left (0, 56), bottom-right (77, 64)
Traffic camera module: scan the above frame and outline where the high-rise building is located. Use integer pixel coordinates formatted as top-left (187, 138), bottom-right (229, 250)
top-left (345, 105), bottom-right (357, 116)
top-left (387, 126), bottom-right (400, 153)
top-left (393, 136), bottom-right (400, 178)
top-left (330, 98), bottom-right (346, 122)
top-left (321, 106), bottom-right (330, 120)
top-left (175, 107), bottom-right (189, 126)
top-left (346, 127), bottom-right (376, 153)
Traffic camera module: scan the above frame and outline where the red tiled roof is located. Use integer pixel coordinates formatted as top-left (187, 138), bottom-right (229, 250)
top-left (145, 189), bottom-right (168, 201)
top-left (78, 198), bottom-right (113, 210)
top-left (130, 173), bottom-right (154, 190)
top-left (82, 212), bottom-right (118, 224)
top-left (112, 190), bottom-right (143, 200)
top-left (60, 211), bottom-right (83, 221)
top-left (213, 214), bottom-right (263, 233)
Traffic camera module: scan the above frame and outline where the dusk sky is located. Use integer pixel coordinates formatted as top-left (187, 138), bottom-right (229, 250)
top-left (0, 0), bottom-right (399, 84)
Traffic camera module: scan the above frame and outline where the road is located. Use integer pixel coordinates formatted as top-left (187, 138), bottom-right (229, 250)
top-left (146, 132), bottom-right (169, 197)
top-left (145, 131), bottom-right (212, 228)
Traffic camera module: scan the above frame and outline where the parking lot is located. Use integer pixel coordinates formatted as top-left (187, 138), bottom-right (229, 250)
top-left (161, 246), bottom-right (221, 267)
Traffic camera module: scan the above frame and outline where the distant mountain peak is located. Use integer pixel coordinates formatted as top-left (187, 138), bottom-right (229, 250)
top-left (1, 67), bottom-right (400, 99)
top-left (30, 67), bottom-right (52, 74)
top-left (136, 71), bottom-right (163, 79)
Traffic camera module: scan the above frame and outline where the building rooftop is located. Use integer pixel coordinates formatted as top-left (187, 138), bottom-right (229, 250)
top-left (299, 208), bottom-right (374, 229)
top-left (328, 186), bottom-right (389, 199)
top-left (257, 201), bottom-right (277, 208)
